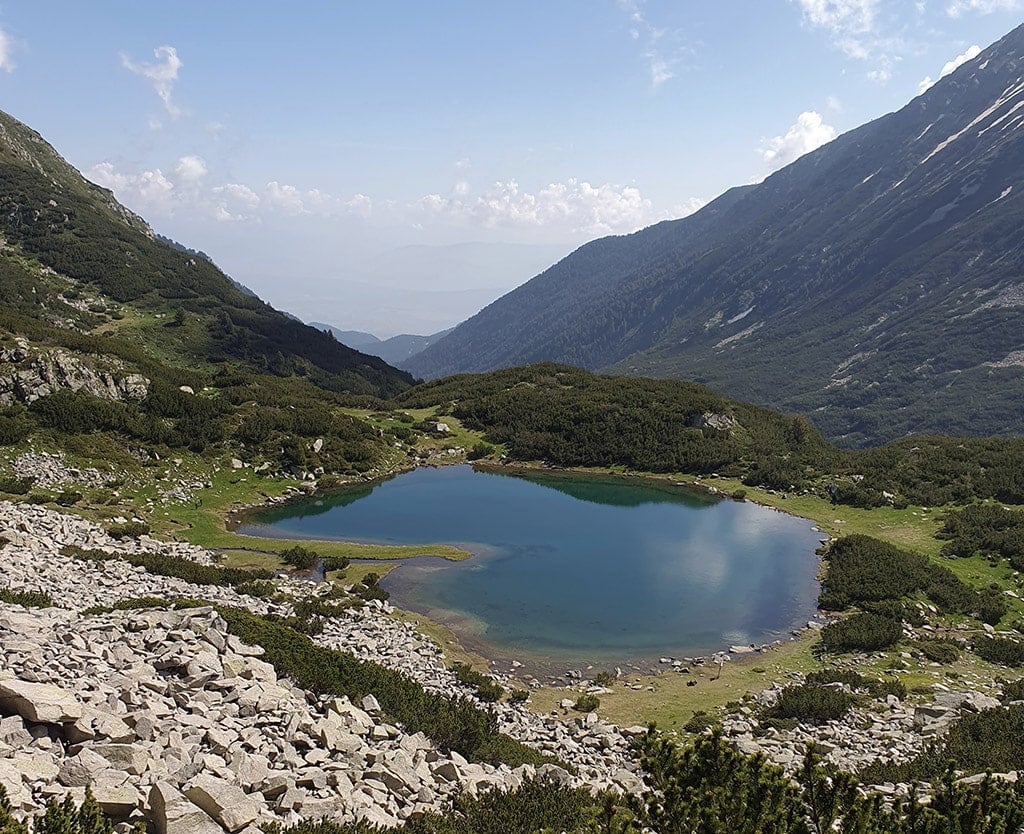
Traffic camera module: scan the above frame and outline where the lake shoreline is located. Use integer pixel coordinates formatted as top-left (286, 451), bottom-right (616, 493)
top-left (233, 462), bottom-right (826, 681)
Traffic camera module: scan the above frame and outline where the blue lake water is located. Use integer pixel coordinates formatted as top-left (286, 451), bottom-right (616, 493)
top-left (242, 465), bottom-right (824, 668)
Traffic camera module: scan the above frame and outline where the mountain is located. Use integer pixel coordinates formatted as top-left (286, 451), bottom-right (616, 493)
top-left (310, 324), bottom-right (382, 351)
top-left (310, 323), bottom-right (454, 369)
top-left (375, 329), bottom-right (454, 368)
top-left (407, 24), bottom-right (1024, 446)
top-left (0, 109), bottom-right (413, 399)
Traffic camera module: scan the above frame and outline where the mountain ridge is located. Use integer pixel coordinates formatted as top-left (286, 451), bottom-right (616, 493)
top-left (0, 109), bottom-right (413, 399)
top-left (406, 23), bottom-right (1024, 446)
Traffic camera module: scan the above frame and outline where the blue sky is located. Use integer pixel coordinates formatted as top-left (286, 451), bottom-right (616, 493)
top-left (0, 1), bottom-right (1020, 335)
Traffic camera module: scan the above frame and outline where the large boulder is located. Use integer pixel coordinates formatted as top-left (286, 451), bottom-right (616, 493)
top-left (184, 774), bottom-right (261, 832)
top-left (0, 678), bottom-right (82, 723)
top-left (91, 784), bottom-right (141, 817)
top-left (149, 782), bottom-right (223, 834)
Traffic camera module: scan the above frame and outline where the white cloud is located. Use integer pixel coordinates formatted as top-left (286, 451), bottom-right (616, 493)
top-left (265, 181), bottom-right (308, 216)
top-left (947, 0), bottom-right (1021, 15)
top-left (136, 169), bottom-right (175, 203)
top-left (120, 45), bottom-right (183, 117)
top-left (212, 183), bottom-right (261, 221)
top-left (617, 0), bottom-right (687, 88)
top-left (0, 28), bottom-right (16, 73)
top-left (790, 0), bottom-right (905, 82)
top-left (174, 155), bottom-right (207, 183)
top-left (415, 177), bottom-right (674, 236)
top-left (792, 0), bottom-right (878, 36)
top-left (345, 194), bottom-right (373, 218)
top-left (87, 162), bottom-right (132, 193)
top-left (918, 43), bottom-right (981, 93)
top-left (86, 157), bottom-right (692, 242)
top-left (760, 111), bottom-right (837, 171)
top-left (826, 95), bottom-right (844, 112)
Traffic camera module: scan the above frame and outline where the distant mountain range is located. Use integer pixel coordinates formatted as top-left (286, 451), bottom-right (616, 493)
top-left (407, 23), bottom-right (1024, 446)
top-left (310, 324), bottom-right (454, 370)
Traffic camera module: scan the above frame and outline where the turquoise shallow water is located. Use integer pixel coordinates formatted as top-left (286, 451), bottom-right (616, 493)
top-left (244, 465), bottom-right (824, 668)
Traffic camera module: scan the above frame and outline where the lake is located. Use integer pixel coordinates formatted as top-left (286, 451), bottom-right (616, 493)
top-left (242, 465), bottom-right (824, 670)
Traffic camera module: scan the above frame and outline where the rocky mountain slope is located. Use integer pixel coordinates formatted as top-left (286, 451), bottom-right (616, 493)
top-left (0, 110), bottom-right (412, 399)
top-left (406, 23), bottom-right (1024, 446)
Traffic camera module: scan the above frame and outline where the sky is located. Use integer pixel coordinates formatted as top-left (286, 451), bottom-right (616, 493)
top-left (0, 1), bottom-right (1020, 336)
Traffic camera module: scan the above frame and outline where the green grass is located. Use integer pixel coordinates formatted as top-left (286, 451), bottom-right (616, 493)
top-left (158, 467), bottom-right (470, 561)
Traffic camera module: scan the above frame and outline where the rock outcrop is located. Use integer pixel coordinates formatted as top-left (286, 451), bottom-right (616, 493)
top-left (0, 338), bottom-right (149, 407)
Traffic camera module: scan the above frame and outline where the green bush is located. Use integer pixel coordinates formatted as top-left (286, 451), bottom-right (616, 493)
top-left (0, 414), bottom-right (29, 446)
top-left (55, 490), bottom-right (82, 506)
top-left (4, 786), bottom-right (114, 834)
top-left (106, 521), bottom-right (150, 540)
top-left (0, 588), bottom-right (53, 608)
top-left (805, 669), bottom-right (905, 699)
top-left (820, 612), bottom-right (902, 653)
top-left (467, 441), bottom-right (496, 461)
top-left (916, 638), bottom-right (961, 664)
top-left (355, 573), bottom-right (390, 602)
top-left (573, 694), bottom-right (599, 713)
top-left (0, 476), bottom-right (33, 495)
top-left (280, 545), bottom-right (319, 570)
top-left (769, 683), bottom-right (854, 723)
top-left (818, 535), bottom-right (995, 623)
top-left (1000, 678), bottom-right (1024, 703)
top-left (63, 545), bottom-right (274, 587)
top-left (682, 710), bottom-right (717, 733)
top-left (235, 580), bottom-right (275, 598)
top-left (975, 637), bottom-right (1024, 667)
top-left (451, 663), bottom-right (504, 703)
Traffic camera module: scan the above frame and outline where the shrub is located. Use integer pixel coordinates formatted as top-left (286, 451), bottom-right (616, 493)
top-left (467, 441), bottom-right (496, 461)
top-left (768, 683), bottom-right (854, 723)
top-left (682, 710), bottom-right (717, 733)
top-left (0, 476), bottom-right (33, 495)
top-left (573, 694), bottom-right (599, 713)
top-left (916, 638), bottom-right (961, 664)
top-left (63, 545), bottom-right (274, 587)
top-left (0, 415), bottom-right (29, 446)
top-left (355, 573), bottom-right (389, 602)
top-left (805, 669), bottom-right (905, 700)
top-left (235, 580), bottom-right (275, 598)
top-left (106, 521), bottom-right (150, 540)
top-left (508, 689), bottom-right (530, 704)
top-left (1001, 678), bottom-right (1024, 703)
top-left (81, 597), bottom-right (208, 616)
top-left (820, 612), bottom-right (902, 653)
top-left (819, 535), bottom-right (997, 624)
top-left (280, 545), bottom-right (319, 570)
top-left (975, 637), bottom-right (1024, 667)
top-left (591, 671), bottom-right (615, 687)
top-left (56, 490), bottom-right (82, 506)
top-left (0, 588), bottom-right (53, 608)
top-left (451, 662), bottom-right (504, 703)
